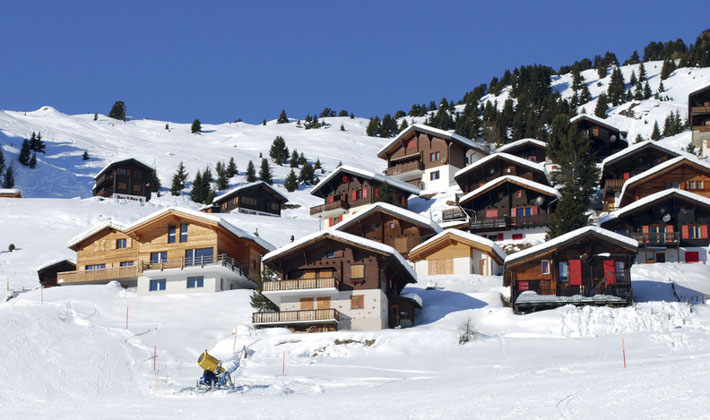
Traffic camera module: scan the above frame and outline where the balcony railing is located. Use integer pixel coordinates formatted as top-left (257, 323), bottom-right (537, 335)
top-left (57, 266), bottom-right (139, 284)
top-left (604, 179), bottom-right (625, 189)
top-left (441, 207), bottom-right (467, 221)
top-left (252, 308), bottom-right (340, 325)
top-left (624, 232), bottom-right (681, 246)
top-left (469, 217), bottom-right (509, 231)
top-left (141, 253), bottom-right (248, 277)
top-left (469, 213), bottom-right (553, 231)
top-left (386, 160), bottom-right (424, 176)
top-left (691, 106), bottom-right (710, 114)
top-left (692, 125), bottom-right (710, 133)
top-left (310, 200), bottom-right (349, 216)
top-left (510, 213), bottom-right (553, 227)
top-left (263, 277), bottom-right (339, 292)
top-left (602, 202), bottom-right (616, 213)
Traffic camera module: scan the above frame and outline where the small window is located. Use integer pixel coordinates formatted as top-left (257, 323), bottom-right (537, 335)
top-left (389, 222), bottom-right (396, 229)
top-left (187, 276), bottom-right (204, 288)
top-left (168, 225), bottom-right (176, 243)
top-left (351, 264), bottom-right (365, 279)
top-left (116, 238), bottom-right (127, 249)
top-left (180, 223), bottom-right (188, 242)
top-left (118, 182), bottom-right (127, 189)
top-left (430, 171), bottom-right (440, 181)
top-left (351, 294), bottom-right (364, 309)
top-left (559, 262), bottom-right (569, 282)
top-left (515, 190), bottom-right (523, 198)
top-left (119, 261), bottom-right (134, 267)
top-left (528, 156), bottom-right (537, 162)
top-left (370, 224), bottom-right (377, 232)
top-left (541, 260), bottom-right (550, 275)
top-left (326, 251), bottom-right (336, 259)
top-left (133, 184), bottom-right (141, 192)
top-left (505, 166), bottom-right (513, 174)
top-left (429, 151), bottom-right (440, 162)
top-left (149, 279), bottom-right (166, 292)
top-left (615, 261), bottom-right (625, 281)
top-left (85, 264), bottom-right (106, 271)
top-left (118, 169), bottom-right (127, 175)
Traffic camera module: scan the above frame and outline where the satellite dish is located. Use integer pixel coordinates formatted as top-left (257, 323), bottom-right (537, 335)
top-left (534, 196), bottom-right (545, 206)
top-left (610, 135), bottom-right (617, 143)
top-left (662, 213), bottom-right (671, 223)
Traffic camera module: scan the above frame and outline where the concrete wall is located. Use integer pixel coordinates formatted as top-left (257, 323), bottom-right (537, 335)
top-left (422, 165), bottom-right (457, 192)
top-left (279, 289), bottom-right (388, 331)
top-left (137, 266), bottom-right (248, 296)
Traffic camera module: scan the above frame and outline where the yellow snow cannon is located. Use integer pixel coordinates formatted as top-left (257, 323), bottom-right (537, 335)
top-left (197, 351), bottom-right (225, 374)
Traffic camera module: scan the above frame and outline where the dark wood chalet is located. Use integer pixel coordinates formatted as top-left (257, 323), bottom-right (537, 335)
top-left (333, 202), bottom-right (442, 259)
top-left (93, 158), bottom-right (154, 202)
top-left (689, 84), bottom-right (710, 155)
top-left (599, 189), bottom-right (710, 263)
top-left (495, 138), bottom-right (547, 163)
top-left (570, 114), bottom-right (628, 161)
top-left (618, 156), bottom-right (710, 208)
top-left (376, 124), bottom-right (488, 191)
top-left (253, 230), bottom-right (419, 332)
top-left (309, 165), bottom-right (420, 227)
top-left (454, 152), bottom-right (550, 196)
top-left (202, 181), bottom-right (288, 217)
top-left (599, 141), bottom-right (681, 212)
top-left (458, 175), bottom-right (559, 240)
top-left (37, 259), bottom-right (76, 287)
top-left (505, 227), bottom-right (638, 313)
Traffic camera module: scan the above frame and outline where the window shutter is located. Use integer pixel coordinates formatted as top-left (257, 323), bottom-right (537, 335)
top-left (666, 225), bottom-right (673, 233)
top-left (511, 208), bottom-right (516, 218)
top-left (351, 191), bottom-right (357, 201)
top-left (127, 238), bottom-right (132, 248)
top-left (338, 215), bottom-right (343, 223)
top-left (623, 172), bottom-right (630, 180)
top-left (701, 225), bottom-right (709, 239)
top-left (682, 225), bottom-right (689, 239)
top-left (362, 188), bottom-right (368, 199)
top-left (486, 209), bottom-right (498, 218)
top-left (328, 195), bottom-right (334, 203)
top-left (642, 225), bottom-right (649, 234)
top-left (603, 260), bottom-right (616, 285)
top-left (351, 264), bottom-right (364, 279)
top-left (569, 259), bottom-right (582, 286)
top-left (497, 233), bottom-right (504, 241)
top-left (374, 188), bottom-right (379, 198)
top-left (531, 206), bottom-right (538, 216)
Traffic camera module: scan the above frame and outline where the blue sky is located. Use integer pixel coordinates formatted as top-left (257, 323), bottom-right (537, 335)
top-left (0, 1), bottom-right (708, 124)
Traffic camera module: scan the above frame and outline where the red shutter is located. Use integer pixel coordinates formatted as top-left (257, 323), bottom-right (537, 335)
top-left (603, 260), bottom-right (616, 285)
top-left (531, 206), bottom-right (538, 216)
top-left (701, 225), bottom-right (709, 239)
top-left (343, 176), bottom-right (350, 183)
top-left (685, 251), bottom-right (699, 263)
top-left (569, 259), bottom-right (582, 286)
top-left (511, 208), bottom-right (516, 217)
top-left (338, 215), bottom-right (343, 223)
top-left (374, 188), bottom-right (379, 198)
top-left (642, 225), bottom-right (649, 233)
top-left (328, 195), bottom-right (334, 203)
top-left (682, 225), bottom-right (689, 239)
top-left (401, 196), bottom-right (406, 205)
top-left (486, 209), bottom-right (498, 218)
top-left (497, 233), bottom-right (504, 241)
top-left (623, 172), bottom-right (630, 180)
top-left (328, 218), bottom-right (334, 227)
top-left (666, 225), bottom-right (674, 232)
top-left (362, 188), bottom-right (368, 199)
top-left (351, 190), bottom-right (357, 201)
top-left (518, 281), bottom-right (529, 291)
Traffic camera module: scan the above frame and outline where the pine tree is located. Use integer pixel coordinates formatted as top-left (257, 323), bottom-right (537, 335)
top-left (638, 62), bottom-right (647, 83)
top-left (629, 71), bottom-right (638, 87)
top-left (259, 158), bottom-right (273, 185)
top-left (571, 65), bottom-right (583, 91)
top-left (374, 182), bottom-right (398, 205)
top-left (635, 134), bottom-right (644, 143)
top-left (284, 169), bottom-right (298, 192)
top-left (399, 119), bottom-right (409, 131)
top-left (651, 121), bottom-right (661, 140)
top-left (269, 136), bottom-right (289, 165)
top-left (686, 143), bottom-right (698, 156)
top-left (607, 67), bottom-right (626, 106)
top-left (246, 160), bottom-right (257, 182)
top-left (29, 132), bottom-right (46, 153)
top-left (298, 152), bottom-right (307, 166)
top-left (82, 151), bottom-right (89, 160)
top-left (643, 81), bottom-right (652, 99)
top-left (191, 119), bottom-right (202, 134)
top-left (227, 157), bottom-right (238, 177)
top-left (2, 167), bottom-right (15, 188)
top-left (250, 266), bottom-right (279, 312)
top-left (290, 150), bottom-right (299, 168)
top-left (298, 162), bottom-right (314, 185)
top-left (190, 171), bottom-right (204, 203)
top-left (0, 148), bottom-right (5, 175)
top-left (277, 109), bottom-right (289, 124)
top-left (594, 93), bottom-right (609, 118)
top-left (579, 83), bottom-right (592, 103)
top-left (658, 80), bottom-right (665, 93)
top-left (170, 161), bottom-right (189, 196)
top-left (19, 139), bottom-right (31, 166)
top-left (150, 168), bottom-right (161, 194)
top-left (215, 162), bottom-right (230, 190)
top-left (108, 101), bottom-right (126, 121)
top-left (340, 124), bottom-right (345, 131)
top-left (314, 158), bottom-right (322, 171)
top-left (94, 113), bottom-right (98, 121)
top-left (660, 60), bottom-right (676, 80)
top-left (262, 119), bottom-right (266, 126)
top-left (29, 152), bottom-right (37, 169)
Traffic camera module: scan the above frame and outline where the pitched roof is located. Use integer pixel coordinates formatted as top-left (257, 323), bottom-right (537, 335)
top-left (688, 84), bottom-right (710, 98)
top-left (310, 165), bottom-right (421, 197)
top-left (454, 152), bottom-right (548, 183)
top-left (495, 138), bottom-right (547, 153)
top-left (333, 202), bottom-right (442, 234)
top-left (409, 228), bottom-right (506, 264)
top-left (600, 140), bottom-right (683, 173)
top-left (262, 229), bottom-right (416, 282)
top-left (459, 175), bottom-right (560, 205)
top-left (377, 123), bottom-right (488, 158)
top-left (67, 220), bottom-right (128, 249)
top-left (212, 181), bottom-right (288, 205)
top-left (618, 156), bottom-right (710, 205)
top-left (569, 114), bottom-right (625, 135)
top-left (94, 158), bottom-right (153, 179)
top-left (599, 188), bottom-right (710, 225)
top-left (505, 226), bottom-right (638, 266)
top-left (0, 188), bottom-right (22, 195)
top-left (36, 258), bottom-right (76, 272)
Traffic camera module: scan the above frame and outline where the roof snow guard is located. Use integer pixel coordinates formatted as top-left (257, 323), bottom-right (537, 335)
top-left (333, 202), bottom-right (442, 234)
top-left (377, 123), bottom-right (489, 158)
top-left (459, 175), bottom-right (559, 205)
top-left (310, 165), bottom-right (421, 198)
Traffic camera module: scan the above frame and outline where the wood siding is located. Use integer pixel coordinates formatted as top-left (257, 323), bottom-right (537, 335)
top-left (457, 156), bottom-right (549, 194)
top-left (93, 160), bottom-right (153, 201)
top-left (212, 184), bottom-right (285, 216)
top-left (384, 131), bottom-right (470, 171)
top-left (620, 161), bottom-right (710, 207)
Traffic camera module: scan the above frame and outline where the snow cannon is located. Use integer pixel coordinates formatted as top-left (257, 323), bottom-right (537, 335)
top-left (197, 351), bottom-right (224, 375)
top-left (196, 350), bottom-right (241, 391)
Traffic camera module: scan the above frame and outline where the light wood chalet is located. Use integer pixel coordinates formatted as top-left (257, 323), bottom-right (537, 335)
top-left (599, 141), bottom-right (682, 212)
top-left (57, 207), bottom-right (273, 296)
top-left (253, 230), bottom-right (420, 332)
top-left (599, 189), bottom-right (710, 264)
top-left (495, 138), bottom-right (548, 163)
top-left (332, 202), bottom-right (442, 259)
top-left (202, 181), bottom-right (288, 217)
top-left (0, 188), bottom-right (22, 198)
top-left (689, 84), bottom-right (710, 157)
top-left (93, 158), bottom-right (154, 202)
top-left (377, 124), bottom-right (489, 192)
top-left (309, 165), bottom-right (420, 228)
top-left (37, 259), bottom-right (76, 287)
top-left (617, 156), bottom-right (710, 208)
top-left (569, 114), bottom-right (628, 161)
top-left (505, 227), bottom-right (638, 314)
top-left (408, 229), bottom-right (505, 276)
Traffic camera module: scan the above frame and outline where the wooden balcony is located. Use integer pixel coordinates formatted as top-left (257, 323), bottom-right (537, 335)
top-left (691, 106), bottom-right (710, 114)
top-left (624, 232), bottom-right (681, 247)
top-left (692, 125), bottom-right (710, 133)
top-left (310, 200), bottom-right (349, 216)
top-left (469, 217), bottom-right (509, 231)
top-left (604, 179), bottom-right (625, 190)
top-left (469, 214), bottom-right (553, 231)
top-left (252, 308), bottom-right (340, 325)
top-left (263, 277), bottom-right (339, 292)
top-left (510, 213), bottom-right (553, 227)
top-left (441, 207), bottom-right (466, 221)
top-left (57, 266), bottom-right (138, 285)
top-left (602, 202), bottom-right (616, 213)
top-left (141, 253), bottom-right (248, 276)
top-left (386, 160), bottom-right (424, 176)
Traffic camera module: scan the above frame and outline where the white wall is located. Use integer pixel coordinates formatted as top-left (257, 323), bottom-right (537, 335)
top-left (476, 227), bottom-right (548, 243)
top-left (635, 247), bottom-right (709, 264)
top-left (137, 266), bottom-right (250, 296)
top-left (422, 165), bottom-right (457, 192)
top-left (279, 289), bottom-right (388, 331)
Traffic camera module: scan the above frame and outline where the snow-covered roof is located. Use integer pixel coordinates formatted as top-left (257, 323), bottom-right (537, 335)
top-left (515, 290), bottom-right (625, 304)
top-left (600, 140), bottom-right (683, 172)
top-left (599, 188), bottom-right (710, 225)
top-left (688, 84), bottom-right (710, 97)
top-left (310, 165), bottom-right (421, 197)
top-left (262, 229), bottom-right (416, 281)
top-left (495, 138), bottom-right (547, 153)
top-left (454, 152), bottom-right (548, 182)
top-left (212, 181), bottom-right (288, 204)
top-left (401, 292), bottom-right (423, 308)
top-left (94, 158), bottom-right (153, 179)
top-left (36, 258), bottom-right (76, 272)
top-left (569, 114), bottom-right (625, 135)
top-left (459, 175), bottom-right (560, 205)
top-left (0, 188), bottom-right (21, 195)
top-left (333, 202), bottom-right (442, 234)
top-left (409, 228), bottom-right (506, 263)
top-left (505, 226), bottom-right (638, 265)
top-left (66, 220), bottom-right (128, 249)
top-left (377, 124), bottom-right (488, 157)
top-left (618, 156), bottom-right (710, 205)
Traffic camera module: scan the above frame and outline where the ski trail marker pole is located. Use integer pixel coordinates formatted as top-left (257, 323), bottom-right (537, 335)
top-left (622, 336), bottom-right (626, 368)
top-left (125, 305), bottom-right (129, 330)
top-left (282, 350), bottom-right (285, 376)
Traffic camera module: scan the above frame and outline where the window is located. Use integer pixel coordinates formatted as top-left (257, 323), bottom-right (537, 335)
top-left (180, 223), bottom-right (188, 242)
top-left (430, 171), bottom-right (440, 181)
top-left (150, 251), bottom-right (167, 264)
top-left (528, 156), bottom-right (537, 162)
top-left (185, 248), bottom-right (214, 265)
top-left (85, 264), bottom-right (106, 270)
top-left (615, 261), bottom-right (625, 281)
top-left (370, 224), bottom-right (376, 232)
top-left (187, 276), bottom-right (204, 288)
top-left (118, 168), bottom-right (127, 175)
top-left (559, 262), bottom-right (569, 282)
top-left (515, 190), bottom-right (523, 198)
top-left (505, 166), bottom-right (513, 174)
top-left (133, 184), bottom-right (141, 192)
top-left (351, 295), bottom-right (364, 310)
top-left (149, 279), bottom-right (166, 292)
top-left (541, 260), bottom-right (550, 275)
top-left (326, 251), bottom-right (336, 259)
top-left (342, 175), bottom-right (351, 183)
top-left (269, 202), bottom-right (280, 211)
top-left (374, 187), bottom-right (380, 198)
top-left (118, 182), bottom-right (127, 189)
top-left (389, 222), bottom-right (396, 229)
top-left (116, 238), bottom-right (127, 249)
top-left (120, 261), bottom-right (134, 267)
top-left (429, 151), bottom-right (440, 162)
top-left (242, 197), bottom-right (257, 206)
top-left (362, 188), bottom-right (368, 199)
top-left (168, 225), bottom-right (176, 243)
top-left (351, 264), bottom-right (365, 279)
top-left (516, 207), bottom-right (533, 216)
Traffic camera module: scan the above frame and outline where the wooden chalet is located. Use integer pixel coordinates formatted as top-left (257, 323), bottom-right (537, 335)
top-left (408, 229), bottom-right (505, 276)
top-left (56, 207), bottom-right (273, 295)
top-left (0, 188), bottom-right (22, 198)
top-left (332, 202), bottom-right (442, 258)
top-left (599, 189), bottom-right (710, 263)
top-left (37, 259), bottom-right (76, 287)
top-left (202, 181), bottom-right (288, 217)
top-left (599, 141), bottom-right (682, 212)
top-left (495, 138), bottom-right (547, 163)
top-left (376, 124), bottom-right (489, 192)
top-left (93, 158), bottom-right (154, 202)
top-left (570, 114), bottom-right (628, 161)
top-left (253, 230), bottom-right (420, 332)
top-left (458, 175), bottom-right (559, 242)
top-left (689, 84), bottom-right (710, 157)
top-left (309, 165), bottom-right (420, 228)
top-left (617, 156), bottom-right (710, 208)
top-left (505, 226), bottom-right (638, 314)
top-left (454, 152), bottom-right (550, 195)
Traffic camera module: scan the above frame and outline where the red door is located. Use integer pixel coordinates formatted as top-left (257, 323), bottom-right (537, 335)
top-left (603, 260), bottom-right (616, 285)
top-left (685, 252), bottom-right (699, 263)
top-left (569, 259), bottom-right (582, 286)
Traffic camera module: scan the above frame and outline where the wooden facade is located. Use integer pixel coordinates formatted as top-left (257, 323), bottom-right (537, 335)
top-left (689, 85), bottom-right (710, 155)
top-left (0, 189), bottom-right (22, 198)
top-left (37, 260), bottom-right (76, 287)
top-left (93, 158), bottom-right (154, 202)
top-left (408, 229), bottom-right (505, 276)
top-left (204, 181), bottom-right (288, 216)
top-left (618, 157), bottom-right (710, 207)
top-left (496, 139), bottom-right (547, 163)
top-left (455, 153), bottom-right (549, 195)
top-left (505, 227), bottom-right (638, 313)
top-left (570, 115), bottom-right (628, 161)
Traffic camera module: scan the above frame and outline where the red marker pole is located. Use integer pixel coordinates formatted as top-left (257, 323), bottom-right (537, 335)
top-left (622, 336), bottom-right (627, 368)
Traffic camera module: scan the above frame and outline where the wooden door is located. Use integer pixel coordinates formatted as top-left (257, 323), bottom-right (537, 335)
top-left (569, 259), bottom-right (582, 286)
top-left (300, 298), bottom-right (314, 310)
top-left (316, 296), bottom-right (331, 309)
top-left (428, 259), bottom-right (453, 275)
